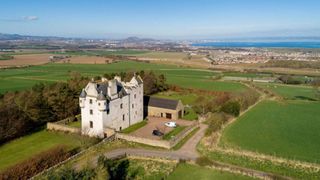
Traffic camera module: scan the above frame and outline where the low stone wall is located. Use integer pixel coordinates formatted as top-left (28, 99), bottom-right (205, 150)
top-left (116, 133), bottom-right (171, 149)
top-left (169, 121), bottom-right (199, 147)
top-left (47, 122), bottom-right (80, 134)
top-left (116, 121), bottom-right (200, 149)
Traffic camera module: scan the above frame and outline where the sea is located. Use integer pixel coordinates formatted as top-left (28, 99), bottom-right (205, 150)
top-left (192, 42), bottom-right (320, 49)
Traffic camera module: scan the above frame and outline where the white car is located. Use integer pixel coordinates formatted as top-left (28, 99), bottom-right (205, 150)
top-left (165, 122), bottom-right (177, 128)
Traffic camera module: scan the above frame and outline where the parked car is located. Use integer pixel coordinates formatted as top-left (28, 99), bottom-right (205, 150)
top-left (165, 122), bottom-right (177, 128)
top-left (152, 130), bottom-right (164, 136)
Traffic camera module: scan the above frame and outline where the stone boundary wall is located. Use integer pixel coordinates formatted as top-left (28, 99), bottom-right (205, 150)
top-left (116, 133), bottom-right (171, 149)
top-left (116, 121), bottom-right (200, 149)
top-left (169, 121), bottom-right (199, 147)
top-left (47, 115), bottom-right (81, 134)
top-left (47, 122), bottom-right (80, 134)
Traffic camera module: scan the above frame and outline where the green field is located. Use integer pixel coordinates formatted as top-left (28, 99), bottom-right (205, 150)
top-left (53, 49), bottom-right (148, 56)
top-left (167, 163), bottom-right (254, 180)
top-left (0, 61), bottom-right (247, 94)
top-left (163, 126), bottom-right (186, 140)
top-left (0, 130), bottom-right (96, 171)
top-left (220, 100), bottom-right (320, 163)
top-left (255, 83), bottom-right (317, 100)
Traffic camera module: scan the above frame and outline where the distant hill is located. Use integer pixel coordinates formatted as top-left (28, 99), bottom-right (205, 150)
top-left (0, 33), bottom-right (71, 41)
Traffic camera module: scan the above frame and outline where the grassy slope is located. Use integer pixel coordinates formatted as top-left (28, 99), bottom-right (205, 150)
top-left (167, 163), bottom-right (254, 180)
top-left (255, 82), bottom-right (317, 100)
top-left (0, 130), bottom-right (90, 171)
top-left (163, 126), bottom-right (186, 140)
top-left (0, 61), bottom-right (247, 93)
top-left (220, 100), bottom-right (320, 163)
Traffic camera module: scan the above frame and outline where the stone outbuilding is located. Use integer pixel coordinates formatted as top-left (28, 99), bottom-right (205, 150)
top-left (144, 96), bottom-right (184, 120)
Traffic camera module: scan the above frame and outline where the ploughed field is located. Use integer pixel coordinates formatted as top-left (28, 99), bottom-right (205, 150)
top-left (220, 100), bottom-right (320, 163)
top-left (0, 61), bottom-right (247, 94)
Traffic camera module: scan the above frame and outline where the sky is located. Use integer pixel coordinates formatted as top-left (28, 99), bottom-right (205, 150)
top-left (0, 0), bottom-right (320, 39)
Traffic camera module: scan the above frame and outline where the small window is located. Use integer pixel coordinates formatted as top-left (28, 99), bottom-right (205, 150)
top-left (98, 103), bottom-right (100, 106)
top-left (80, 100), bottom-right (82, 103)
top-left (134, 94), bottom-right (136, 98)
top-left (120, 103), bottom-right (123, 109)
top-left (90, 121), bottom-right (93, 128)
top-left (90, 109), bottom-right (93, 115)
top-left (123, 114), bottom-right (125, 121)
top-left (89, 99), bottom-right (93, 104)
top-left (132, 104), bottom-right (134, 108)
top-left (119, 127), bottom-right (122, 131)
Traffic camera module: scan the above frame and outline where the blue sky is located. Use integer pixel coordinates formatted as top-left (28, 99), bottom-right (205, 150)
top-left (0, 0), bottom-right (319, 39)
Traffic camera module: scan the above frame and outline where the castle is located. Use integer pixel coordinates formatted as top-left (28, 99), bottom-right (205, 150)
top-left (79, 75), bottom-right (143, 137)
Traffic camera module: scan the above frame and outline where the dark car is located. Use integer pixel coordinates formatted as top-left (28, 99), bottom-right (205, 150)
top-left (152, 130), bottom-right (164, 136)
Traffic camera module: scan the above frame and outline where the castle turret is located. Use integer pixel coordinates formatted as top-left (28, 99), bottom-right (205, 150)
top-left (97, 91), bottom-right (107, 111)
top-left (79, 89), bottom-right (86, 108)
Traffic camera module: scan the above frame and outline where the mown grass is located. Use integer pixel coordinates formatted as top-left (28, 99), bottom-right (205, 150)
top-left (167, 163), bottom-right (254, 180)
top-left (0, 61), bottom-right (247, 93)
top-left (0, 130), bottom-right (97, 172)
top-left (121, 120), bottom-right (147, 134)
top-left (163, 126), bottom-right (186, 140)
top-left (67, 121), bottom-right (81, 128)
top-left (255, 82), bottom-right (317, 100)
top-left (220, 100), bottom-right (320, 163)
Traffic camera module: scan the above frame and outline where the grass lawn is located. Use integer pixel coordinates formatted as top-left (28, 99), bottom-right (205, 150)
top-left (255, 82), bottom-right (317, 100)
top-left (163, 126), bottom-right (186, 140)
top-left (167, 163), bottom-right (254, 180)
top-left (121, 120), bottom-right (147, 134)
top-left (0, 61), bottom-right (247, 93)
top-left (220, 100), bottom-right (320, 163)
top-left (0, 130), bottom-right (96, 172)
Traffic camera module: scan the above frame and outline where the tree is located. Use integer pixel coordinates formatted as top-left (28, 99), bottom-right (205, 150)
top-left (220, 101), bottom-right (240, 117)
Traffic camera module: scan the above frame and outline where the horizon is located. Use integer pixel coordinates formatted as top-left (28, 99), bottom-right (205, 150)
top-left (0, 0), bottom-right (320, 40)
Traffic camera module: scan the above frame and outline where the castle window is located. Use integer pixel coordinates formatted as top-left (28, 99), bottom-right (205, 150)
top-left (123, 114), bottom-right (125, 121)
top-left (90, 109), bottom-right (93, 115)
top-left (134, 94), bottom-right (136, 98)
top-left (98, 103), bottom-right (100, 106)
top-left (90, 99), bottom-right (92, 104)
top-left (132, 104), bottom-right (134, 108)
top-left (120, 103), bottom-right (123, 109)
top-left (90, 121), bottom-right (93, 128)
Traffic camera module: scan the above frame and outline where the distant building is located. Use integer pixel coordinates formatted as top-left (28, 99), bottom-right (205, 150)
top-left (144, 96), bottom-right (184, 120)
top-left (79, 75), bottom-right (143, 137)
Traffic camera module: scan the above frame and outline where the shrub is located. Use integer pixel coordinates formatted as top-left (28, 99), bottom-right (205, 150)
top-left (220, 101), bottom-right (240, 117)
top-left (196, 156), bottom-right (213, 166)
top-left (0, 145), bottom-right (74, 180)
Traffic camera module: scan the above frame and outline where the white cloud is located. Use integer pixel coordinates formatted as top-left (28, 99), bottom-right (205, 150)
top-left (22, 16), bottom-right (39, 21)
top-left (0, 16), bottom-right (39, 22)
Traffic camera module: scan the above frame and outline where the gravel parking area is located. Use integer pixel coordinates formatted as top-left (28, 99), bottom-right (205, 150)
top-left (130, 117), bottom-right (193, 140)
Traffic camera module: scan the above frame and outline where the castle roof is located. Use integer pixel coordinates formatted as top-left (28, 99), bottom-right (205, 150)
top-left (79, 89), bottom-right (87, 98)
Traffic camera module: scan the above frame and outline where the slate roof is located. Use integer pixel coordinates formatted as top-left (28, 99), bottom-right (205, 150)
top-left (144, 96), bottom-right (179, 110)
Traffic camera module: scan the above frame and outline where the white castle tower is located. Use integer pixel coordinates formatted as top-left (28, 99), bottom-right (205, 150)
top-left (79, 75), bottom-right (143, 137)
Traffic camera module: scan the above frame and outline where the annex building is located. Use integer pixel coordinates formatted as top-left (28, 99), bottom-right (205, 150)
top-left (144, 96), bottom-right (184, 120)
